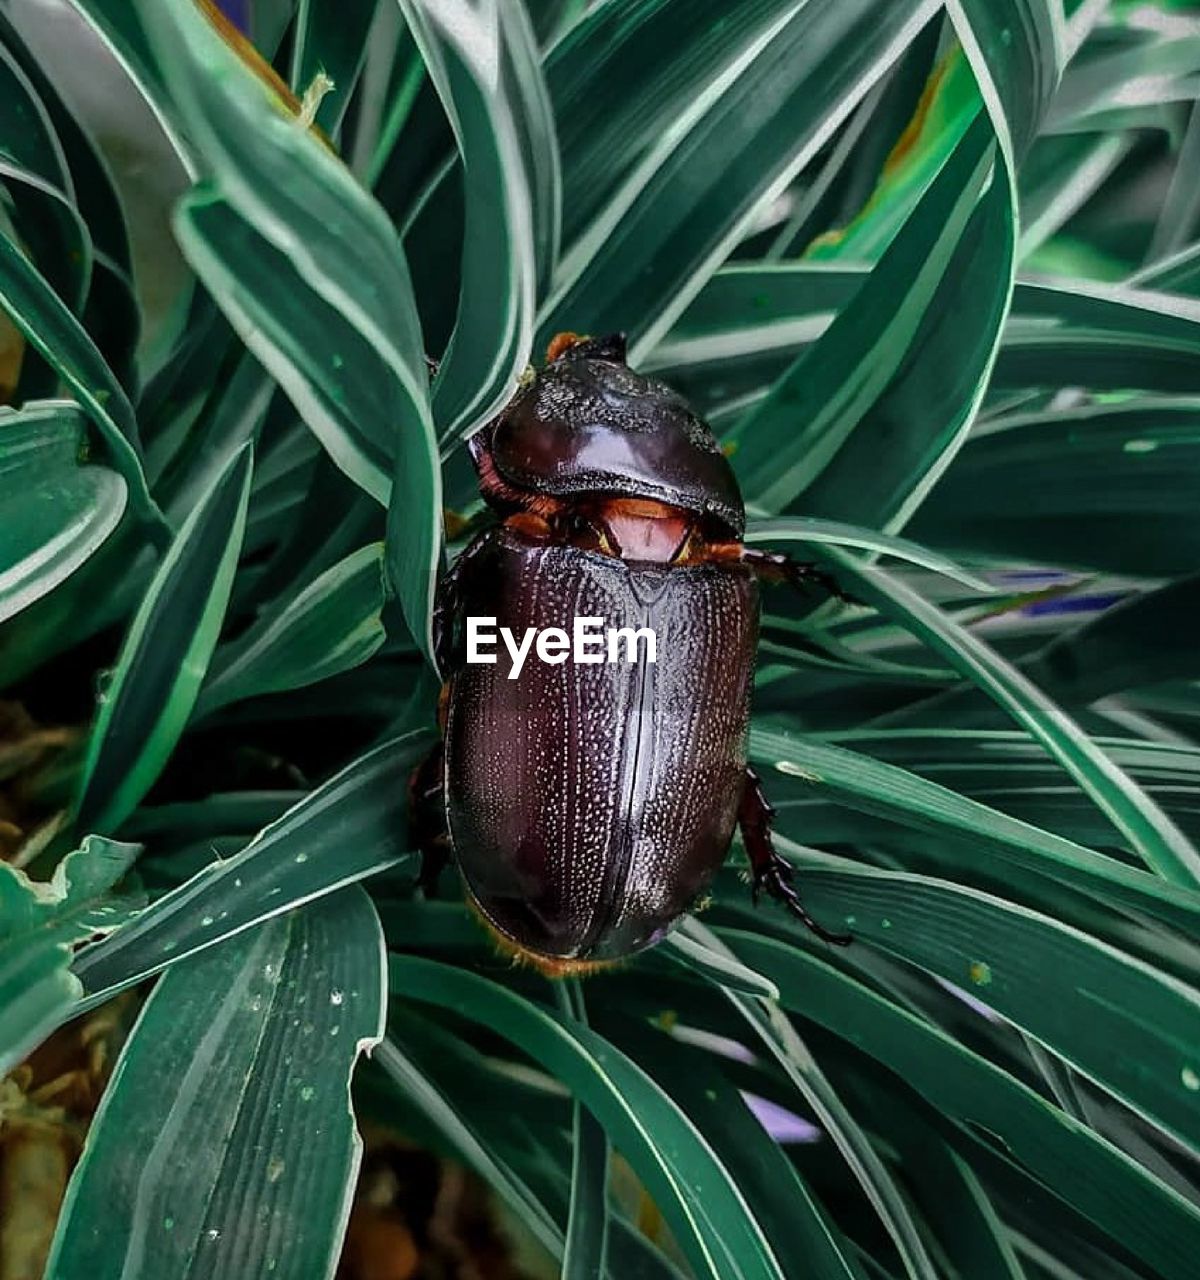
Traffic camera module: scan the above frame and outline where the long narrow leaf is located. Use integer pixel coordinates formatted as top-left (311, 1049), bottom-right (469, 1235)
top-left (821, 547), bottom-right (1200, 886)
top-left (73, 732), bottom-right (429, 1002)
top-left (140, 0), bottom-right (440, 662)
top-left (391, 954), bottom-right (786, 1280)
top-left (746, 852), bottom-right (1200, 1161)
top-left (75, 444), bottom-right (253, 834)
top-left (0, 401), bottom-right (126, 625)
top-left (721, 928), bottom-right (1200, 1280)
top-left (538, 0), bottom-right (941, 359)
top-left (400, 0), bottom-right (559, 441)
top-left (46, 888), bottom-right (386, 1280)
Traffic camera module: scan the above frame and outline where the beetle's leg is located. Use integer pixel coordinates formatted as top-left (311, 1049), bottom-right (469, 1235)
top-left (408, 743), bottom-right (450, 896)
top-left (432, 558), bottom-right (465, 678)
top-left (433, 529), bottom-right (498, 678)
top-left (743, 548), bottom-right (859, 604)
top-left (738, 765), bottom-right (852, 946)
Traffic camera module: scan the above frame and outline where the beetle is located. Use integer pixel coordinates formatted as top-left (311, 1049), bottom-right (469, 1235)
top-left (410, 332), bottom-right (851, 976)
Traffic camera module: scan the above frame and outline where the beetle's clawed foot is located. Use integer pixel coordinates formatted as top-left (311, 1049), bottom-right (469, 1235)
top-left (782, 561), bottom-right (864, 607)
top-left (754, 856), bottom-right (852, 947)
top-left (409, 745), bottom-right (451, 898)
top-left (744, 550), bottom-right (863, 606)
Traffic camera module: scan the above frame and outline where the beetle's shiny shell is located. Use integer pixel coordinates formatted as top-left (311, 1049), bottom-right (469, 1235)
top-left (491, 351), bottom-right (746, 537)
top-left (444, 526), bottom-right (759, 962)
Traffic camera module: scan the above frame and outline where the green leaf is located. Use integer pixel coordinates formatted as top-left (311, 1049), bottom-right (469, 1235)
top-left (660, 920), bottom-right (918, 1276)
top-left (799, 728), bottom-right (1200, 877)
top-left (862, 1102), bottom-right (1026, 1280)
top-left (654, 268), bottom-right (1197, 428)
top-left (765, 85), bottom-right (887, 262)
top-left (156, 350), bottom-right (276, 521)
top-left (46, 888), bottom-right (385, 1280)
top-left (196, 542), bottom-right (386, 718)
top-left (1024, 571), bottom-right (1200, 704)
top-left (555, 983), bottom-right (611, 1280)
top-left (821, 546), bottom-right (1200, 886)
top-left (1013, 277), bottom-right (1200, 346)
top-left (548, 0), bottom-right (806, 249)
top-left (382, 436), bottom-right (441, 667)
top-left (391, 954), bottom-right (787, 1280)
top-left (748, 853), bottom-right (1200, 1157)
top-left (0, 38), bottom-right (72, 191)
top-left (74, 731), bottom-right (430, 1002)
top-left (721, 928), bottom-right (1200, 1280)
top-left (378, 1019), bottom-right (683, 1279)
top-left (1046, 24), bottom-right (1200, 136)
top-left (0, 103), bottom-right (139, 391)
top-left (0, 401), bottom-right (126, 626)
top-left (537, 0), bottom-right (942, 360)
top-left (175, 199), bottom-right (443, 666)
top-left (1149, 99), bottom-right (1200, 261)
top-left (64, 0), bottom-right (191, 166)
top-left (646, 262), bottom-right (864, 417)
top-left (798, 176), bottom-right (1015, 531)
top-left (945, 0), bottom-right (1065, 162)
top-left (748, 725), bottom-right (1200, 937)
top-left (75, 444), bottom-right (253, 835)
top-left (665, 917), bottom-right (781, 1000)
top-left (990, 279), bottom-right (1200, 397)
top-left (0, 43), bottom-right (93, 321)
top-left (724, 984), bottom-right (938, 1280)
top-left (0, 226), bottom-right (162, 531)
top-left (140, 0), bottom-right (441, 660)
top-left (139, 0), bottom-right (430, 452)
top-left (1, 165), bottom-right (92, 330)
top-left (0, 526), bottom-right (152, 690)
top-left (1131, 236), bottom-right (1200, 295)
top-left (1019, 133), bottom-right (1136, 258)
top-left (726, 114), bottom-right (994, 512)
top-left (0, 6), bottom-right (137, 287)
top-left (610, 1010), bottom-right (860, 1280)
top-left (800, 44), bottom-right (982, 265)
top-left (0, 836), bottom-right (139, 1073)
top-left (401, 0), bottom-right (560, 440)
top-left (372, 1033), bottom-right (568, 1262)
top-left (173, 195), bottom-right (394, 505)
top-left (993, 338), bottom-right (1200, 397)
top-left (908, 398), bottom-right (1200, 576)
top-left (874, 572), bottom-right (1200, 730)
top-left (745, 517), bottom-right (994, 596)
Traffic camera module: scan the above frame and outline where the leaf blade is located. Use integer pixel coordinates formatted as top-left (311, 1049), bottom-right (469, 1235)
top-left (391, 954), bottom-right (787, 1280)
top-left (0, 401), bottom-right (126, 626)
top-left (46, 888), bottom-right (386, 1280)
top-left (75, 444), bottom-right (254, 835)
top-left (822, 547), bottom-right (1200, 886)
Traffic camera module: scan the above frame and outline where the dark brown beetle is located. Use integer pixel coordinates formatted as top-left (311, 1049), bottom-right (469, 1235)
top-left (411, 332), bottom-right (851, 975)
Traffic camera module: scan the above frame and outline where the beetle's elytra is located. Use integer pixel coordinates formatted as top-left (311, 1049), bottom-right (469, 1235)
top-left (411, 332), bottom-right (851, 975)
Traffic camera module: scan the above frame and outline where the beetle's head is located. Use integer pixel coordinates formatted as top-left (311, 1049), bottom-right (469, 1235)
top-left (469, 332), bottom-right (745, 556)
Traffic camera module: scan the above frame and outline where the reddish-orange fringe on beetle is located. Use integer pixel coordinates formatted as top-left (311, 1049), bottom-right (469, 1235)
top-left (465, 894), bottom-right (622, 979)
top-left (545, 331), bottom-right (587, 363)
